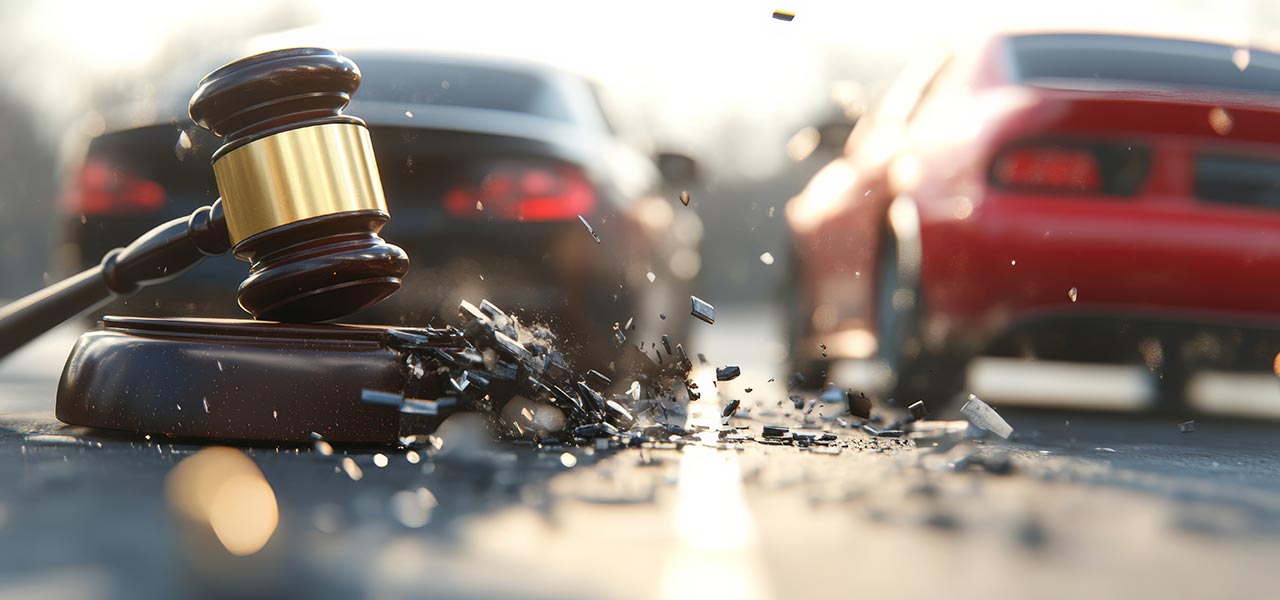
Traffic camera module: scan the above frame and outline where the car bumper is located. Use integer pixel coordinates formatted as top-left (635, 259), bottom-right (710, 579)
top-left (917, 191), bottom-right (1280, 355)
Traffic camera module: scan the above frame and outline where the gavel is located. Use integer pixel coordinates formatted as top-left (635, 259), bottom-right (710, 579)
top-left (0, 48), bottom-right (408, 360)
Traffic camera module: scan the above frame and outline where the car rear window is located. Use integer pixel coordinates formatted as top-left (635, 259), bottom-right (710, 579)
top-left (1009, 34), bottom-right (1280, 95)
top-left (353, 57), bottom-right (576, 122)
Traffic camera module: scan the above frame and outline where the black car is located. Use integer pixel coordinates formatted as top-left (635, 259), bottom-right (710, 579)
top-left (59, 47), bottom-right (702, 370)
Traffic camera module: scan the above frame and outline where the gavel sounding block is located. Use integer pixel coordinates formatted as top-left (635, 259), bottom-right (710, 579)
top-left (55, 317), bottom-right (416, 443)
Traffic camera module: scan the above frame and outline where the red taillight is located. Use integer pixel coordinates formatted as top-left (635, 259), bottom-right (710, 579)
top-left (992, 146), bottom-right (1101, 193)
top-left (66, 159), bottom-right (166, 216)
top-left (443, 162), bottom-right (596, 221)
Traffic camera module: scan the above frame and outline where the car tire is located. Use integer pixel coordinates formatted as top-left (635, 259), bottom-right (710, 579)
top-left (876, 222), bottom-right (964, 407)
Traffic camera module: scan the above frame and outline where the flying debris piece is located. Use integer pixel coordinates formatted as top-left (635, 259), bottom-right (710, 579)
top-left (908, 400), bottom-right (929, 421)
top-left (804, 399), bottom-right (817, 414)
top-left (848, 390), bottom-right (872, 420)
top-left (542, 351), bottom-right (570, 381)
top-left (684, 378), bottom-right (701, 401)
top-left (722, 399), bottom-right (742, 418)
top-left (744, 388), bottom-right (753, 393)
top-left (875, 429), bottom-right (904, 438)
top-left (697, 353), bottom-right (708, 366)
top-left (716, 365), bottom-right (742, 381)
top-left (661, 335), bottom-right (673, 356)
top-left (679, 190), bottom-right (691, 206)
top-left (690, 296), bottom-right (715, 324)
top-left (960, 394), bottom-right (1013, 439)
top-left (772, 9), bottom-right (795, 21)
top-left (762, 425), bottom-right (789, 438)
top-left (790, 394), bottom-right (805, 410)
top-left (674, 344), bottom-right (693, 373)
top-left (585, 370), bottom-right (612, 390)
top-left (660, 313), bottom-right (667, 320)
top-left (603, 399), bottom-right (635, 429)
top-left (1179, 420), bottom-right (1196, 433)
top-left (612, 322), bottom-right (627, 345)
top-left (577, 214), bottom-right (601, 243)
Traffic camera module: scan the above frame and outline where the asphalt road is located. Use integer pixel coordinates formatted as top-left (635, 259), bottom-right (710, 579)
top-left (2, 306), bottom-right (1280, 600)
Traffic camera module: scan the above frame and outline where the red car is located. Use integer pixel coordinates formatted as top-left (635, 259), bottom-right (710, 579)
top-left (786, 31), bottom-right (1280, 406)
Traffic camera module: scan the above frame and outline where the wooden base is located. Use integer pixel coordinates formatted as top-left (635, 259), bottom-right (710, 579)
top-left (55, 316), bottom-right (415, 443)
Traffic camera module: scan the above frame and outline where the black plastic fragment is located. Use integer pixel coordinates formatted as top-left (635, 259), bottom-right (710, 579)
top-left (722, 399), bottom-right (741, 418)
top-left (909, 400), bottom-right (929, 421)
top-left (715, 365), bottom-right (742, 381)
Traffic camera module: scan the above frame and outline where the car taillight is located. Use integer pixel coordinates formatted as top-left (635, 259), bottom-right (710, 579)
top-left (443, 162), bottom-right (595, 221)
top-left (990, 141), bottom-right (1150, 196)
top-left (66, 159), bottom-right (166, 215)
top-left (992, 146), bottom-right (1101, 192)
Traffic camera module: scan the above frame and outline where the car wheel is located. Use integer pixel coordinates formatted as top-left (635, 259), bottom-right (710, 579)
top-left (785, 240), bottom-right (827, 387)
top-left (876, 226), bottom-right (964, 407)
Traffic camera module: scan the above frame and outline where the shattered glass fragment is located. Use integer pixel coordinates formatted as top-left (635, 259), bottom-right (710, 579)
top-left (690, 296), bottom-right (715, 324)
top-left (577, 214), bottom-right (601, 243)
top-left (1179, 420), bottom-right (1196, 433)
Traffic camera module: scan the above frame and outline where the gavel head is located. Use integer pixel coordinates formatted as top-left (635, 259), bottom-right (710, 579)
top-left (188, 48), bottom-right (409, 323)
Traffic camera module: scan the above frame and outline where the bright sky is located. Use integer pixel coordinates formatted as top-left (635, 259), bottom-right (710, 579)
top-left (6, 0), bottom-right (1276, 178)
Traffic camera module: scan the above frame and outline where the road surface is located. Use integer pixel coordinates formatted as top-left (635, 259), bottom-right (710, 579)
top-left (1, 307), bottom-right (1279, 600)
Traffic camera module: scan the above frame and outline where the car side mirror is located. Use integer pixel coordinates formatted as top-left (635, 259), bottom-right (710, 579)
top-left (655, 152), bottom-right (699, 185)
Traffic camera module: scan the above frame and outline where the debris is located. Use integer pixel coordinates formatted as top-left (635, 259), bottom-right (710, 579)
top-left (722, 399), bottom-right (741, 418)
top-left (679, 191), bottom-right (690, 206)
top-left (690, 296), bottom-right (715, 324)
top-left (908, 400), bottom-right (929, 421)
top-left (716, 365), bottom-right (742, 381)
top-left (373, 453), bottom-right (389, 468)
top-left (875, 429), bottom-right (904, 438)
top-left (560, 452), bottom-right (578, 468)
top-left (848, 390), bottom-right (872, 420)
top-left (772, 9), bottom-right (795, 21)
top-left (744, 387), bottom-right (753, 393)
top-left (647, 271), bottom-right (656, 283)
top-left (585, 369), bottom-right (612, 389)
top-left (1179, 420), bottom-right (1196, 433)
top-left (762, 425), bottom-right (789, 437)
top-left (960, 394), bottom-right (1013, 439)
top-left (790, 394), bottom-right (806, 410)
top-left (760, 252), bottom-right (775, 265)
top-left (577, 215), bottom-right (601, 243)
top-left (697, 353), bottom-right (708, 365)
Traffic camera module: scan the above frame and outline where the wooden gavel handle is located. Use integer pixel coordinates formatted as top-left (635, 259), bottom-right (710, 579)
top-left (0, 200), bottom-right (230, 361)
